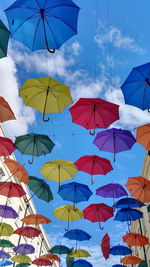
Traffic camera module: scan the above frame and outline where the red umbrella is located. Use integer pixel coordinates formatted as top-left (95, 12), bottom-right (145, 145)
top-left (75, 155), bottom-right (113, 184)
top-left (14, 227), bottom-right (41, 238)
top-left (0, 97), bottom-right (16, 123)
top-left (83, 203), bottom-right (113, 230)
top-left (0, 137), bottom-right (16, 156)
top-left (69, 98), bottom-right (119, 135)
top-left (0, 182), bottom-right (26, 198)
top-left (101, 233), bottom-right (110, 260)
top-left (32, 259), bottom-right (52, 266)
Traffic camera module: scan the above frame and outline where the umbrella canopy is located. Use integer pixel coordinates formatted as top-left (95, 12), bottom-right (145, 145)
top-left (48, 245), bottom-right (72, 255)
top-left (69, 249), bottom-right (91, 258)
top-left (0, 251), bottom-right (10, 259)
top-left (58, 182), bottom-right (93, 206)
top-left (0, 137), bottom-right (15, 157)
top-left (122, 233), bottom-right (149, 246)
top-left (0, 97), bottom-right (15, 122)
top-left (138, 261), bottom-right (148, 267)
top-left (5, 0), bottom-right (80, 53)
top-left (114, 197), bottom-right (145, 209)
top-left (66, 255), bottom-right (74, 267)
top-left (39, 254), bottom-right (61, 262)
top-left (15, 133), bottom-right (55, 164)
top-left (54, 205), bottom-right (83, 231)
top-left (13, 244), bottom-right (35, 255)
top-left (93, 128), bottom-right (136, 161)
top-left (0, 182), bottom-right (26, 198)
top-left (4, 158), bottom-right (29, 185)
top-left (21, 214), bottom-right (51, 225)
top-left (16, 264), bottom-right (31, 267)
top-left (0, 240), bottom-right (14, 248)
top-left (0, 223), bottom-right (14, 236)
top-left (40, 160), bottom-right (78, 189)
top-left (14, 227), bottom-right (41, 238)
top-left (110, 245), bottom-right (132, 256)
top-left (75, 155), bottom-right (113, 184)
top-left (114, 208), bottom-right (143, 223)
top-left (69, 98), bottom-right (119, 134)
top-left (19, 77), bottom-right (73, 122)
top-left (32, 259), bottom-right (52, 266)
top-left (64, 229), bottom-right (91, 241)
top-left (0, 205), bottom-right (18, 219)
top-left (136, 123), bottom-right (150, 150)
top-left (125, 176), bottom-right (150, 203)
top-left (0, 20), bottom-right (10, 59)
top-left (121, 255), bottom-right (143, 265)
top-left (83, 203), bottom-right (113, 230)
top-left (96, 183), bottom-right (128, 198)
top-left (11, 255), bottom-right (31, 264)
top-left (112, 265), bottom-right (127, 267)
top-left (28, 176), bottom-right (53, 202)
top-left (0, 260), bottom-right (13, 266)
top-left (101, 233), bottom-right (110, 260)
top-left (120, 62), bottom-right (150, 110)
top-left (72, 260), bottom-right (92, 267)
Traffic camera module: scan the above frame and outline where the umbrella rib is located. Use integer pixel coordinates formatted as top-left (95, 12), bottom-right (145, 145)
top-left (135, 68), bottom-right (147, 79)
top-left (142, 83), bottom-right (148, 110)
top-left (122, 79), bottom-right (145, 86)
top-left (126, 82), bottom-right (146, 102)
top-left (42, 16), bottom-right (59, 48)
top-left (32, 16), bottom-right (41, 51)
top-left (116, 135), bottom-right (134, 149)
top-left (96, 134), bottom-right (113, 150)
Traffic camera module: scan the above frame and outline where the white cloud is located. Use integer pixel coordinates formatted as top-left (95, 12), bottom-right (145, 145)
top-left (71, 41), bottom-right (82, 56)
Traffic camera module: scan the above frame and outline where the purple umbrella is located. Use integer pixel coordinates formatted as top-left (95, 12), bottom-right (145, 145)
top-left (0, 251), bottom-right (10, 259)
top-left (0, 205), bottom-right (18, 219)
top-left (93, 128), bottom-right (136, 161)
top-left (13, 244), bottom-right (35, 255)
top-left (96, 183), bottom-right (128, 198)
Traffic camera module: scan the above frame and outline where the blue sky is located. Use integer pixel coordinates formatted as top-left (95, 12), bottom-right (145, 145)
top-left (0, 0), bottom-right (150, 266)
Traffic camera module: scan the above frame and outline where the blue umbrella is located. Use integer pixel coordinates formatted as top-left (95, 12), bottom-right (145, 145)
top-left (5, 0), bottom-right (80, 53)
top-left (112, 265), bottom-right (127, 267)
top-left (0, 260), bottom-right (13, 266)
top-left (72, 260), bottom-right (92, 267)
top-left (64, 229), bottom-right (91, 241)
top-left (110, 245), bottom-right (132, 256)
top-left (114, 208), bottom-right (143, 226)
top-left (120, 62), bottom-right (150, 110)
top-left (58, 182), bottom-right (93, 207)
top-left (114, 197), bottom-right (145, 209)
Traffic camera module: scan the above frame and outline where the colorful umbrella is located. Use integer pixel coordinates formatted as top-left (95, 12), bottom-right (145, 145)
top-left (40, 160), bottom-right (78, 189)
top-left (83, 203), bottom-right (113, 230)
top-left (96, 183), bottom-right (128, 199)
top-left (13, 244), bottom-right (35, 255)
top-left (48, 245), bottom-right (72, 255)
top-left (15, 264), bottom-right (31, 267)
top-left (114, 208), bottom-right (143, 225)
top-left (58, 182), bottom-right (93, 207)
top-left (120, 62), bottom-right (150, 110)
top-left (32, 259), bottom-right (52, 266)
top-left (101, 233), bottom-right (110, 260)
top-left (0, 240), bottom-right (14, 248)
top-left (19, 77), bottom-right (73, 122)
top-left (4, 158), bottom-right (29, 185)
top-left (14, 133), bottom-right (55, 164)
top-left (93, 128), bottom-right (136, 161)
top-left (122, 233), bottom-right (149, 246)
top-left (72, 260), bottom-right (92, 267)
top-left (112, 265), bottom-right (127, 267)
top-left (0, 204), bottom-right (18, 219)
top-left (0, 260), bottom-right (13, 266)
top-left (0, 137), bottom-right (15, 156)
top-left (113, 197), bottom-right (145, 209)
top-left (64, 229), bottom-right (91, 242)
top-left (11, 255), bottom-right (31, 264)
top-left (121, 255), bottom-right (143, 265)
top-left (0, 182), bottom-right (26, 198)
top-left (110, 245), bottom-right (132, 256)
top-left (5, 0), bottom-right (80, 53)
top-left (0, 20), bottom-right (10, 59)
top-left (39, 254), bottom-right (61, 262)
top-left (0, 97), bottom-right (15, 122)
top-left (0, 251), bottom-right (10, 259)
top-left (138, 261), bottom-right (148, 267)
top-left (69, 249), bottom-right (91, 258)
top-left (75, 155), bottom-right (113, 184)
top-left (66, 255), bottom-right (74, 267)
top-left (14, 227), bottom-right (41, 238)
top-left (69, 98), bottom-right (119, 134)
top-left (0, 223), bottom-right (14, 236)
top-left (28, 176), bottom-right (53, 203)
top-left (125, 176), bottom-right (150, 203)
top-left (54, 205), bottom-right (83, 231)
top-left (21, 214), bottom-right (51, 225)
top-left (136, 123), bottom-right (150, 150)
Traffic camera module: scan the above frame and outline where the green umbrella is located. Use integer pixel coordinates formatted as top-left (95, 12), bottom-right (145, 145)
top-left (15, 264), bottom-right (31, 267)
top-left (48, 245), bottom-right (72, 255)
top-left (66, 255), bottom-right (74, 267)
top-left (0, 20), bottom-right (10, 59)
top-left (14, 133), bottom-right (55, 164)
top-left (147, 204), bottom-right (150, 212)
top-left (0, 240), bottom-right (14, 248)
top-left (139, 261), bottom-right (148, 267)
top-left (28, 176), bottom-right (53, 203)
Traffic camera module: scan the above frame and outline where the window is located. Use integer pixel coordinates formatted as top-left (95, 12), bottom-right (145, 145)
top-left (0, 168), bottom-right (5, 180)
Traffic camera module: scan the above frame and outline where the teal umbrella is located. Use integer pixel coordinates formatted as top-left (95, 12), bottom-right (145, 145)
top-left (15, 264), bottom-right (31, 267)
top-left (48, 245), bottom-right (72, 255)
top-left (0, 20), bottom-right (10, 59)
top-left (14, 133), bottom-right (55, 164)
top-left (66, 255), bottom-right (74, 267)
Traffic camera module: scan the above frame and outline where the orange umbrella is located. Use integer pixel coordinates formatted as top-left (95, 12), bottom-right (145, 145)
top-left (0, 97), bottom-right (16, 123)
top-left (136, 123), bottom-right (150, 150)
top-left (21, 214), bottom-right (52, 225)
top-left (125, 176), bottom-right (150, 202)
top-left (4, 158), bottom-right (29, 185)
top-left (39, 254), bottom-right (61, 262)
top-left (121, 255), bottom-right (143, 264)
top-left (122, 233), bottom-right (149, 246)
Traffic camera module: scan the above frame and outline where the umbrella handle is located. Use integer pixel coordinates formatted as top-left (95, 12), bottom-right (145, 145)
top-left (89, 129), bottom-right (96, 135)
top-left (99, 222), bottom-right (104, 230)
top-left (42, 112), bottom-right (50, 122)
top-left (28, 156), bottom-right (34, 164)
top-left (148, 109), bottom-right (150, 113)
top-left (47, 48), bottom-right (55, 53)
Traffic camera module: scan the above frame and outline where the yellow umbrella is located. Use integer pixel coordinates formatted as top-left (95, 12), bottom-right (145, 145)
top-left (0, 223), bottom-right (14, 236)
top-left (19, 77), bottom-right (73, 122)
top-left (69, 249), bottom-right (91, 258)
top-left (54, 205), bottom-right (83, 231)
top-left (40, 160), bottom-right (78, 189)
top-left (11, 255), bottom-right (32, 263)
